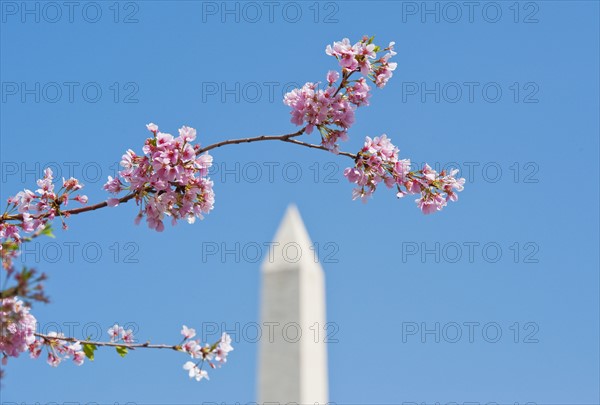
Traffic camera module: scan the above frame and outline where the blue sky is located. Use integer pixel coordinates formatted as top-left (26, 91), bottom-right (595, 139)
top-left (1, 1), bottom-right (599, 404)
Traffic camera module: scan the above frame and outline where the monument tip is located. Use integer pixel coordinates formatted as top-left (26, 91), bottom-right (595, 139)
top-left (261, 204), bottom-right (319, 272)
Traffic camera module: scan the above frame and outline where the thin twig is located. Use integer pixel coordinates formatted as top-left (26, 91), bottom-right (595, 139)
top-left (2, 190), bottom-right (140, 222)
top-left (196, 128), bottom-right (306, 154)
top-left (282, 138), bottom-right (357, 159)
top-left (34, 332), bottom-right (181, 351)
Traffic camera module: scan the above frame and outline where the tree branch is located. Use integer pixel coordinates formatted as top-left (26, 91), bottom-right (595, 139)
top-left (281, 138), bottom-right (357, 159)
top-left (196, 127), bottom-right (306, 154)
top-left (35, 332), bottom-right (182, 351)
top-left (2, 190), bottom-right (141, 222)
top-left (2, 127), bottom-right (356, 223)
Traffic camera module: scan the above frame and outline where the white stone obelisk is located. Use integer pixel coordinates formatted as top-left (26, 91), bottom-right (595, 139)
top-left (258, 205), bottom-right (329, 405)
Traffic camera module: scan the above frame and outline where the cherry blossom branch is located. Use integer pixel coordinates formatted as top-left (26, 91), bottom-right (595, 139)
top-left (0, 34), bottom-right (466, 385)
top-left (196, 127), bottom-right (306, 154)
top-left (197, 127), bottom-right (356, 159)
top-left (0, 129), bottom-right (357, 223)
top-left (282, 137), bottom-right (357, 159)
top-left (22, 325), bottom-right (233, 381)
top-left (1, 190), bottom-right (139, 222)
top-left (35, 332), bottom-right (180, 351)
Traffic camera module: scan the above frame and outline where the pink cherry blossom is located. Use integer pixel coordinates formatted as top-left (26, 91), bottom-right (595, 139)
top-left (325, 36), bottom-right (396, 87)
top-left (286, 36), bottom-right (397, 153)
top-left (181, 325), bottom-right (196, 340)
top-left (62, 177), bottom-right (83, 191)
top-left (28, 339), bottom-right (42, 359)
top-left (66, 342), bottom-right (85, 366)
top-left (283, 79), bottom-right (355, 152)
top-left (0, 297), bottom-right (37, 359)
top-left (179, 126), bottom-right (197, 142)
top-left (183, 340), bottom-right (203, 359)
top-left (326, 70), bottom-right (339, 84)
top-left (411, 165), bottom-right (466, 214)
top-left (183, 361), bottom-right (209, 381)
top-left (346, 78), bottom-right (371, 106)
top-left (321, 130), bottom-right (348, 155)
top-left (73, 195), bottom-right (88, 204)
top-left (103, 176), bottom-right (123, 194)
top-left (122, 328), bottom-right (135, 343)
top-left (373, 42), bottom-right (398, 88)
top-left (108, 324), bottom-right (123, 342)
top-left (47, 352), bottom-right (61, 367)
top-left (2, 169), bottom-right (87, 248)
top-left (326, 38), bottom-right (359, 71)
top-left (72, 349), bottom-right (85, 366)
top-left (214, 333), bottom-right (234, 365)
top-left (179, 331), bottom-right (233, 380)
top-left (345, 136), bottom-right (465, 213)
top-left (23, 330), bottom-right (87, 368)
top-left (105, 125), bottom-right (215, 231)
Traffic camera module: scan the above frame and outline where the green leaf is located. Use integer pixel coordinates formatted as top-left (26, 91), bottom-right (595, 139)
top-left (40, 225), bottom-right (55, 239)
top-left (82, 343), bottom-right (97, 361)
top-left (116, 346), bottom-right (128, 358)
top-left (373, 45), bottom-right (381, 53)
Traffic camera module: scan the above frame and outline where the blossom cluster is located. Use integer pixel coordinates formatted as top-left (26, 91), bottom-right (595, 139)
top-left (0, 169), bottom-right (80, 308)
top-left (179, 325), bottom-right (234, 382)
top-left (283, 79), bottom-right (354, 154)
top-left (108, 323), bottom-right (135, 343)
top-left (326, 36), bottom-right (397, 88)
top-left (1, 169), bottom-right (87, 249)
top-left (30, 331), bottom-right (86, 367)
top-left (0, 297), bottom-right (37, 362)
top-left (284, 36), bottom-right (396, 154)
top-left (344, 135), bottom-right (465, 214)
top-left (104, 124), bottom-right (215, 232)
top-left (0, 297), bottom-right (85, 370)
top-left (412, 164), bottom-right (466, 214)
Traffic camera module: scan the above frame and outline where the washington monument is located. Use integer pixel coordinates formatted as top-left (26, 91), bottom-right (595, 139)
top-left (258, 205), bottom-right (329, 404)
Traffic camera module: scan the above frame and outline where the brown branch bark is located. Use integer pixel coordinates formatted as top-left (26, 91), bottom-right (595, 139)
top-left (1, 128), bottom-right (356, 223)
top-left (35, 332), bottom-right (182, 351)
